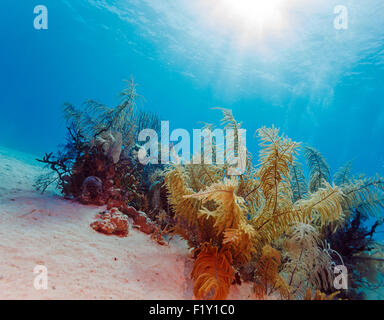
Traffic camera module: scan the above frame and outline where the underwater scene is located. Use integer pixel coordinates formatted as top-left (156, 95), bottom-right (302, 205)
top-left (0, 0), bottom-right (384, 301)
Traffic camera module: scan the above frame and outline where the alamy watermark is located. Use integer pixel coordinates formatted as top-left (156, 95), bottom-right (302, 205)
top-left (334, 5), bottom-right (348, 30)
top-left (334, 265), bottom-right (348, 290)
top-left (33, 5), bottom-right (48, 30)
top-left (137, 121), bottom-right (247, 175)
top-left (33, 265), bottom-right (48, 290)
top-left (33, 4), bottom-right (348, 31)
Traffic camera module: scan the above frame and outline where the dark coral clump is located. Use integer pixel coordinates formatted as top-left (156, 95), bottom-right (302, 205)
top-left (35, 80), bottom-right (161, 210)
top-left (326, 209), bottom-right (384, 299)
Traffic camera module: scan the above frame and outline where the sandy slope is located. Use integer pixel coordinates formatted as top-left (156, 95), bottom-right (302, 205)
top-left (0, 146), bottom-right (253, 300)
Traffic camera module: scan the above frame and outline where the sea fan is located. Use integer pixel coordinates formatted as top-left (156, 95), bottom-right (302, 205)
top-left (191, 243), bottom-right (235, 300)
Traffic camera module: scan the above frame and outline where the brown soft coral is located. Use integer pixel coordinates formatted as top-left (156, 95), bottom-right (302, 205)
top-left (90, 208), bottom-right (129, 237)
top-left (120, 205), bottom-right (155, 235)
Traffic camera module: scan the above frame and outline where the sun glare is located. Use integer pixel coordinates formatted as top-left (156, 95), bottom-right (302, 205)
top-left (220, 0), bottom-right (285, 32)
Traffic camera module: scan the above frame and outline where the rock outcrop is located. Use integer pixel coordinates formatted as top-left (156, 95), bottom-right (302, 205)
top-left (90, 208), bottom-right (129, 237)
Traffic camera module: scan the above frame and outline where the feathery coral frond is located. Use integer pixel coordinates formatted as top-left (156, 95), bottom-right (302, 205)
top-left (215, 107), bottom-right (242, 131)
top-left (237, 167), bottom-right (263, 213)
top-left (304, 146), bottom-right (331, 192)
top-left (215, 107), bottom-right (249, 176)
top-left (254, 245), bottom-right (290, 299)
top-left (164, 166), bottom-right (214, 248)
top-left (223, 228), bottom-right (242, 245)
top-left (341, 176), bottom-right (384, 217)
top-left (163, 115), bottom-right (358, 300)
top-left (185, 163), bottom-right (225, 192)
top-left (293, 181), bottom-right (344, 226)
top-left (185, 178), bottom-right (256, 263)
top-left (282, 223), bottom-right (335, 293)
top-left (289, 161), bottom-right (308, 202)
top-left (191, 243), bottom-right (235, 300)
top-left (334, 161), bottom-right (353, 186)
top-left (185, 178), bottom-right (243, 234)
top-left (248, 127), bottom-right (300, 251)
top-left (257, 126), bottom-right (299, 213)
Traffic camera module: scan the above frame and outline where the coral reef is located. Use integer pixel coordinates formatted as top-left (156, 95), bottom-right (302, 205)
top-left (120, 205), bottom-right (155, 235)
top-left (35, 81), bottom-right (383, 301)
top-left (164, 108), bottom-right (383, 300)
top-left (90, 208), bottom-right (130, 237)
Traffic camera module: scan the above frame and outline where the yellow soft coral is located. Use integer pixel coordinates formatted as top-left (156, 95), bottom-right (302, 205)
top-left (164, 109), bottom-right (346, 300)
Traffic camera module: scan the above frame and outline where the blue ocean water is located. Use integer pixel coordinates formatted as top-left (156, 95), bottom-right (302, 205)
top-left (1, 0), bottom-right (383, 168)
top-left (1, 0), bottom-right (384, 268)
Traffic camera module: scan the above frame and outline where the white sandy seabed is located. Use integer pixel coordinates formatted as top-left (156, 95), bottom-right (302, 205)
top-left (0, 146), bottom-right (253, 300)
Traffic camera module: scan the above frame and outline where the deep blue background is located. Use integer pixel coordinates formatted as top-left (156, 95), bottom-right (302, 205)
top-left (0, 1), bottom-right (383, 180)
